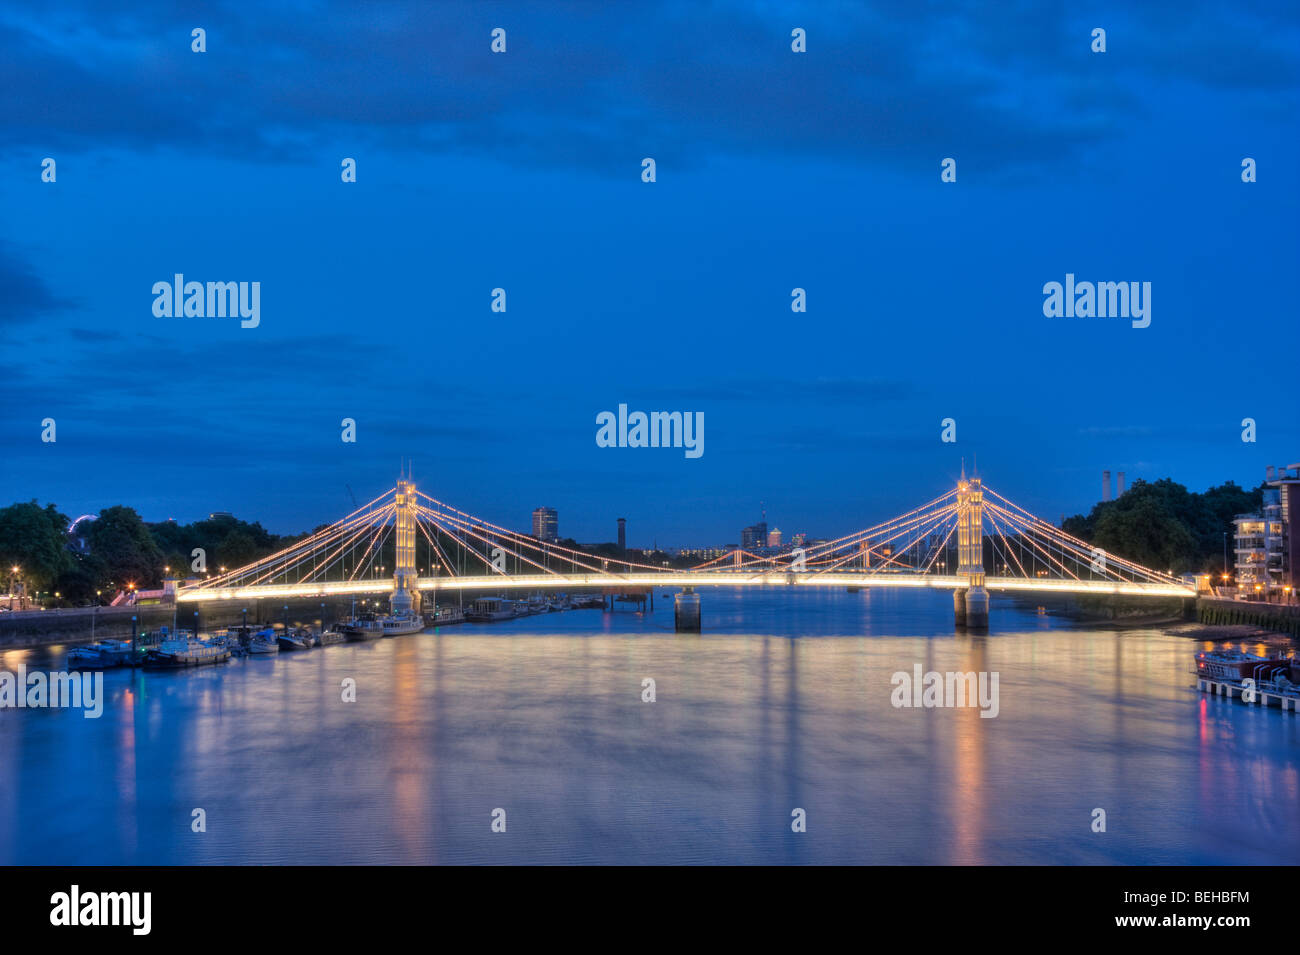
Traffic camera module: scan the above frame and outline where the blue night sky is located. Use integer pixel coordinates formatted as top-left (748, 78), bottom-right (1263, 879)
top-left (1, 1), bottom-right (1297, 547)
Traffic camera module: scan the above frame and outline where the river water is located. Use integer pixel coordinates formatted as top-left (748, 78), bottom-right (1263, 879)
top-left (1, 588), bottom-right (1297, 865)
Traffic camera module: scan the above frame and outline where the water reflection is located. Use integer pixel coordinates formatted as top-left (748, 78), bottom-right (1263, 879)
top-left (0, 587), bottom-right (1297, 864)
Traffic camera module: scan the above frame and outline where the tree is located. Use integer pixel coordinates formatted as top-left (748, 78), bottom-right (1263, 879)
top-left (1092, 485), bottom-right (1197, 573)
top-left (85, 506), bottom-right (164, 589)
top-left (0, 500), bottom-right (72, 591)
top-left (148, 514), bottom-right (283, 578)
top-left (53, 552), bottom-right (107, 605)
top-left (1061, 477), bottom-right (1262, 575)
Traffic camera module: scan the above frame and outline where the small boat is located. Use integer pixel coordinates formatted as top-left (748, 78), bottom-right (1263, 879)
top-left (547, 595), bottom-right (572, 612)
top-left (277, 627), bottom-right (315, 651)
top-left (426, 605), bottom-right (465, 626)
top-left (246, 628), bottom-right (280, 655)
top-left (379, 612), bottom-right (425, 636)
top-left (1195, 648), bottom-right (1292, 682)
top-left (340, 613), bottom-right (382, 641)
top-left (316, 628), bottom-right (347, 646)
top-left (142, 635), bottom-right (231, 668)
top-left (67, 639), bottom-right (135, 669)
top-left (338, 611), bottom-right (424, 639)
top-left (465, 597), bottom-right (516, 622)
top-left (223, 625), bottom-right (255, 649)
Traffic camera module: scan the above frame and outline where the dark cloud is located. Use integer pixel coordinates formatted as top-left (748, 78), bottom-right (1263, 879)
top-left (3, 1), bottom-right (1292, 172)
top-left (0, 241), bottom-right (76, 325)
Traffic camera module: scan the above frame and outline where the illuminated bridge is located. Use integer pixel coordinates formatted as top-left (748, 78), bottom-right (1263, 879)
top-left (176, 467), bottom-right (1195, 629)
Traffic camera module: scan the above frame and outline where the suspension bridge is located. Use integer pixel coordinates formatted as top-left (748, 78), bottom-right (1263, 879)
top-left (174, 467), bottom-right (1195, 629)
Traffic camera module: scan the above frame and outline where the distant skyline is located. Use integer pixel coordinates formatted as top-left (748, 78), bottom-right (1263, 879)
top-left (2, 2), bottom-right (1297, 546)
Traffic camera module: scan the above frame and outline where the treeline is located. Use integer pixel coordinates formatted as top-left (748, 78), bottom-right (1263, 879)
top-left (1061, 478), bottom-right (1262, 576)
top-left (0, 501), bottom-right (286, 605)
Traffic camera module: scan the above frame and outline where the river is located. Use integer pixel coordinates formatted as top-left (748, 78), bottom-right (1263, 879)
top-left (1, 587), bottom-right (1297, 864)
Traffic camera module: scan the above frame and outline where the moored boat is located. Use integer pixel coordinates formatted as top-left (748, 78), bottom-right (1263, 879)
top-left (338, 611), bottom-right (424, 639)
top-left (246, 628), bottom-right (280, 655)
top-left (1195, 648), bottom-right (1292, 682)
top-left (67, 638), bottom-right (135, 669)
top-left (316, 627), bottom-right (346, 646)
top-left (277, 627), bottom-right (315, 651)
top-left (142, 636), bottom-right (231, 668)
top-left (426, 605), bottom-right (465, 626)
top-left (465, 597), bottom-right (516, 622)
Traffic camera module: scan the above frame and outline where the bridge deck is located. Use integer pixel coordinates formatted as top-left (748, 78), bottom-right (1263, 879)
top-left (176, 572), bottom-right (1194, 602)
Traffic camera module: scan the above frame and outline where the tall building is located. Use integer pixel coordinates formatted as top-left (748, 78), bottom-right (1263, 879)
top-left (617, 517), bottom-right (626, 550)
top-left (1266, 464), bottom-right (1300, 592)
top-left (1233, 495), bottom-right (1283, 597)
top-left (741, 521), bottom-right (768, 550)
top-left (768, 527), bottom-right (783, 547)
top-left (1234, 466), bottom-right (1296, 599)
top-left (532, 507), bottom-right (558, 542)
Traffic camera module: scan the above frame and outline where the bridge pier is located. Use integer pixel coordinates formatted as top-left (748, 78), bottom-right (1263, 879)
top-left (674, 586), bottom-right (701, 632)
top-left (965, 586), bottom-right (989, 630)
top-left (956, 465), bottom-right (989, 631)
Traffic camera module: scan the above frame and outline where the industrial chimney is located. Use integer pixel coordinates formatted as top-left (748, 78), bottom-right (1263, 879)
top-left (617, 517), bottom-right (626, 551)
top-left (1102, 470), bottom-right (1111, 502)
top-left (1116, 472), bottom-right (1125, 497)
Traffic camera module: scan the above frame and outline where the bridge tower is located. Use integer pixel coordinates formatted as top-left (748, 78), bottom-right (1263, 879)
top-left (391, 473), bottom-right (422, 617)
top-left (955, 465), bottom-right (989, 629)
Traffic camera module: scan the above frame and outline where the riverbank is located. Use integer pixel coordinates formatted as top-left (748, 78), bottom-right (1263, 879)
top-left (1196, 597), bottom-right (1300, 637)
top-left (1163, 621), bottom-right (1295, 643)
top-left (0, 597), bottom-right (364, 650)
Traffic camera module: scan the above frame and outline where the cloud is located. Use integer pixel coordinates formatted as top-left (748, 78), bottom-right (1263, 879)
top-left (4, 1), bottom-right (1291, 173)
top-left (0, 241), bottom-right (77, 325)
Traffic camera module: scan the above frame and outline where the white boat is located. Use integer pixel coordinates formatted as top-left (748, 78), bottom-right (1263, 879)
top-left (339, 611), bottom-right (424, 639)
top-left (247, 628), bottom-right (280, 655)
top-left (143, 636), bottom-right (231, 668)
top-left (465, 597), bottom-right (516, 622)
